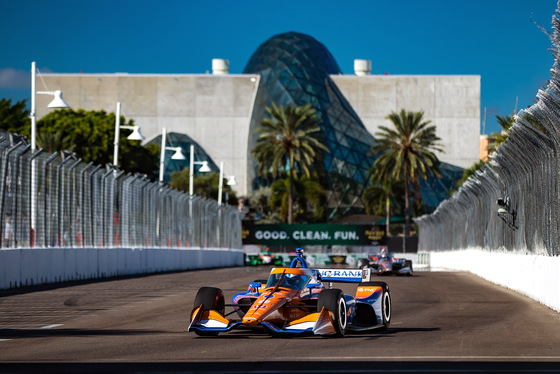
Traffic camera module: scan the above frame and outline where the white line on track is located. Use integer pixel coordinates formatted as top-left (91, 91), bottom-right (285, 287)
top-left (40, 324), bottom-right (63, 329)
top-left (0, 324), bottom-right (64, 329)
top-left (173, 368), bottom-right (560, 374)
top-left (0, 324), bottom-right (62, 342)
top-left (302, 356), bottom-right (560, 360)
top-left (0, 315), bottom-right (96, 318)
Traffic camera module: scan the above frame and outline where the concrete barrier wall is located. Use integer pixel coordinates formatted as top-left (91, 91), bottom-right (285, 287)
top-left (0, 247), bottom-right (244, 289)
top-left (427, 249), bottom-right (560, 313)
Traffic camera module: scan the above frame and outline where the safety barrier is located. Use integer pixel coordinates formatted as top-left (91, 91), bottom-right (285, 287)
top-left (0, 247), bottom-right (244, 289)
top-left (0, 138), bottom-right (242, 251)
top-left (415, 11), bottom-right (560, 258)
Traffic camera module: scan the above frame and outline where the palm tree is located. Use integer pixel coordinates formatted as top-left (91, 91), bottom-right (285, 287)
top-left (362, 176), bottom-right (404, 236)
top-left (487, 114), bottom-right (514, 154)
top-left (36, 131), bottom-right (76, 155)
top-left (270, 174), bottom-right (326, 223)
top-left (370, 109), bottom-right (442, 236)
top-left (454, 159), bottom-right (486, 192)
top-left (248, 187), bottom-right (283, 223)
top-left (252, 102), bottom-right (328, 224)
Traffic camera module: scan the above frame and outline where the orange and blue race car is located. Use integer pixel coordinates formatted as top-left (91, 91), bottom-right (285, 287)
top-left (188, 248), bottom-right (391, 337)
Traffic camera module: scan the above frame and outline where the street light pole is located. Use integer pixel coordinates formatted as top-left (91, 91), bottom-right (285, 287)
top-left (112, 102), bottom-right (144, 168)
top-left (30, 61), bottom-right (70, 246)
top-left (216, 161), bottom-right (237, 247)
top-left (218, 161), bottom-right (224, 205)
top-left (160, 127), bottom-right (168, 182)
top-left (31, 62), bottom-right (37, 152)
top-left (30, 61), bottom-right (70, 151)
top-left (188, 144), bottom-right (210, 195)
top-left (187, 144), bottom-right (210, 247)
top-left (113, 102), bottom-right (122, 167)
top-left (189, 145), bottom-right (195, 196)
top-left (159, 127), bottom-right (185, 183)
top-left (217, 161), bottom-right (237, 205)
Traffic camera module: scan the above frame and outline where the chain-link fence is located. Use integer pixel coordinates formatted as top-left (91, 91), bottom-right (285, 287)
top-left (416, 9), bottom-right (560, 256)
top-left (0, 137), bottom-right (242, 250)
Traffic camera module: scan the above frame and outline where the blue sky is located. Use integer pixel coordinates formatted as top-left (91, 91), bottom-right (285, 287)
top-left (1, 0), bottom-right (558, 134)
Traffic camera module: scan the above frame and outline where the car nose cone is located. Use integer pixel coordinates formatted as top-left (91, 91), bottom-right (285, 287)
top-left (242, 316), bottom-right (259, 325)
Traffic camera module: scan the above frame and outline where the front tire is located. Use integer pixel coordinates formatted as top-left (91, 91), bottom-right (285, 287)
top-left (192, 287), bottom-right (225, 336)
top-left (317, 289), bottom-right (347, 337)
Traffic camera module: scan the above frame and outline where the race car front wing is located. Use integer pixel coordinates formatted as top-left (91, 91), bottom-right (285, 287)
top-left (188, 305), bottom-right (337, 335)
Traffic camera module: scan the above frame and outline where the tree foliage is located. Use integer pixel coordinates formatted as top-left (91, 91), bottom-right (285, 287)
top-left (370, 109), bottom-right (442, 236)
top-left (454, 159), bottom-right (486, 192)
top-left (362, 176), bottom-right (404, 236)
top-left (0, 103), bottom-right (158, 175)
top-left (270, 174), bottom-right (326, 223)
top-left (252, 102), bottom-right (328, 223)
top-left (36, 131), bottom-right (76, 154)
top-left (169, 168), bottom-right (238, 204)
top-left (487, 114), bottom-right (514, 154)
top-left (248, 187), bottom-right (283, 223)
top-left (456, 113), bottom-right (518, 191)
top-left (0, 98), bottom-right (29, 134)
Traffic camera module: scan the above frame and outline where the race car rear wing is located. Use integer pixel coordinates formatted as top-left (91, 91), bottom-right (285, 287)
top-left (315, 268), bottom-right (373, 283)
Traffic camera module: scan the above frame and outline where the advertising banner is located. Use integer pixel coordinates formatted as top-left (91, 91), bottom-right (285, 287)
top-left (241, 223), bottom-right (385, 246)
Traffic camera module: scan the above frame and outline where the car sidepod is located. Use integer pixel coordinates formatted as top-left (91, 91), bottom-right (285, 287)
top-left (393, 259), bottom-right (413, 276)
top-left (349, 281), bottom-right (391, 331)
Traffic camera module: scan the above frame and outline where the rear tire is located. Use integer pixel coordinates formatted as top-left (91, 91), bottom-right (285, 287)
top-left (317, 289), bottom-right (347, 337)
top-left (192, 287), bottom-right (225, 336)
top-left (359, 281), bottom-right (391, 330)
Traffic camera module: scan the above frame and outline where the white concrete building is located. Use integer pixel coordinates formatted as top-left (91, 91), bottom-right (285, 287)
top-left (36, 32), bottom-right (480, 217)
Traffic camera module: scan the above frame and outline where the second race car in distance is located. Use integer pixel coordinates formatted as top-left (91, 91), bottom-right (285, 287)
top-left (245, 249), bottom-right (284, 266)
top-left (357, 249), bottom-right (413, 276)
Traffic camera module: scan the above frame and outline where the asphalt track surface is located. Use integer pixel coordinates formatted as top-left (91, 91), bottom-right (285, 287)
top-left (1, 266), bottom-right (560, 373)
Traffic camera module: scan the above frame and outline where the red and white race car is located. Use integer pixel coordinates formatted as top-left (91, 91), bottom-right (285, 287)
top-left (358, 250), bottom-right (413, 276)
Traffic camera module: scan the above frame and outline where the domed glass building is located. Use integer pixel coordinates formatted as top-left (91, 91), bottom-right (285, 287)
top-left (244, 32), bottom-right (378, 220)
top-left (244, 32), bottom-right (462, 220)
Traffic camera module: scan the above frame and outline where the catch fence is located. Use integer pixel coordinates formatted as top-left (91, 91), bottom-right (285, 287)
top-left (415, 11), bottom-right (560, 256)
top-left (0, 138), bottom-right (242, 250)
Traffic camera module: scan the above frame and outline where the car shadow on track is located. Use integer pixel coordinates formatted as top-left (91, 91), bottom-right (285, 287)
top-left (190, 326), bottom-right (441, 340)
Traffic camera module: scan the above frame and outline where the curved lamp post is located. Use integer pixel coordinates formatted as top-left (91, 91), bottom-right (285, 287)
top-left (30, 61), bottom-right (70, 246)
top-left (30, 61), bottom-right (70, 152)
top-left (218, 161), bottom-right (237, 205)
top-left (112, 102), bottom-right (144, 167)
top-left (158, 127), bottom-right (186, 183)
top-left (189, 144), bottom-right (211, 195)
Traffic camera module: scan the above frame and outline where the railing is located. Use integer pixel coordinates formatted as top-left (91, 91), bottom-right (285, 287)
top-left (415, 13), bottom-right (560, 257)
top-left (0, 138), bottom-right (242, 250)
